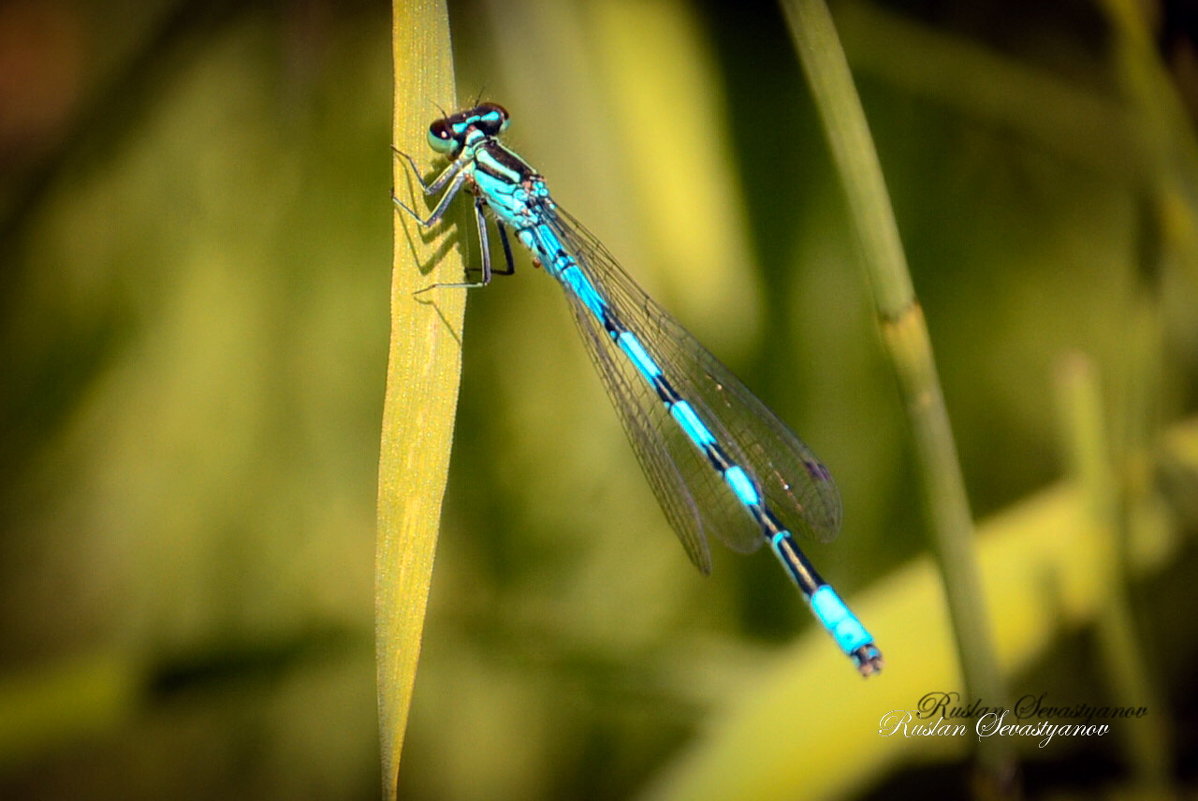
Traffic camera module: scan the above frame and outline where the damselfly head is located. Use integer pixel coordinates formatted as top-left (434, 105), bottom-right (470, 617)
top-left (427, 103), bottom-right (511, 157)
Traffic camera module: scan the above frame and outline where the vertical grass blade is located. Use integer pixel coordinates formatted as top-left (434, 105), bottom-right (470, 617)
top-left (377, 1), bottom-right (461, 797)
top-left (1056, 356), bottom-right (1172, 791)
top-left (778, 0), bottom-right (1013, 790)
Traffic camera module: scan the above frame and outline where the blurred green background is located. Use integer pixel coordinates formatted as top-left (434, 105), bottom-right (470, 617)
top-left (3, 0), bottom-right (1198, 799)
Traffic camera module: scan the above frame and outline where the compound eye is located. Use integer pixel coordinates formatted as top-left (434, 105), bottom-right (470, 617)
top-left (475, 102), bottom-right (510, 135)
top-left (427, 119), bottom-right (458, 154)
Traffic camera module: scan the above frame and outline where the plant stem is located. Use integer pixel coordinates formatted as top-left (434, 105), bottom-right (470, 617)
top-left (1056, 355), bottom-right (1172, 793)
top-left (780, 0), bottom-right (1013, 790)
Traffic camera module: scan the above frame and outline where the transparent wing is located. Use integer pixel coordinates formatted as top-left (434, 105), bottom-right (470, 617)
top-left (565, 292), bottom-right (719, 573)
top-left (545, 205), bottom-right (843, 563)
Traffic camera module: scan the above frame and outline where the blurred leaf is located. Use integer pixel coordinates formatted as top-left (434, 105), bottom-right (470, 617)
top-left (0, 651), bottom-right (139, 771)
top-left (639, 418), bottom-right (1194, 801)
